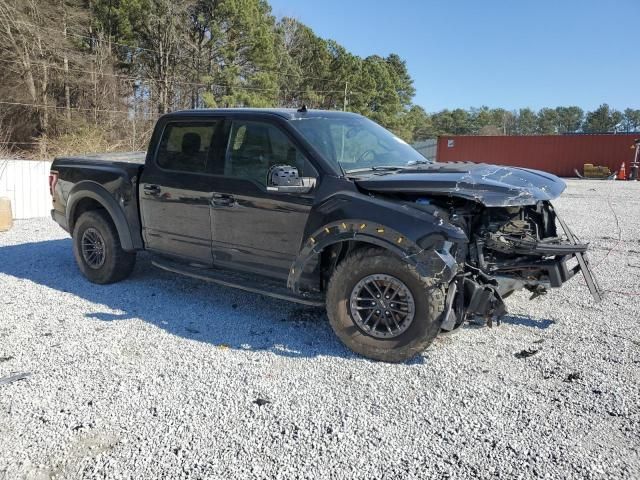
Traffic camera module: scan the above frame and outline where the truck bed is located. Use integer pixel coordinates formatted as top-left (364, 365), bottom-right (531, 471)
top-left (50, 151), bottom-right (146, 250)
top-left (56, 151), bottom-right (146, 165)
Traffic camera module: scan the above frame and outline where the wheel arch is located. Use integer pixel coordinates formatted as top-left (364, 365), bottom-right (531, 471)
top-left (67, 181), bottom-right (139, 251)
top-left (287, 219), bottom-right (459, 294)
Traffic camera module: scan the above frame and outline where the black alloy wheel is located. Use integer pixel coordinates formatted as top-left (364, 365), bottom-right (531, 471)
top-left (349, 273), bottom-right (416, 339)
top-left (81, 227), bottom-right (107, 269)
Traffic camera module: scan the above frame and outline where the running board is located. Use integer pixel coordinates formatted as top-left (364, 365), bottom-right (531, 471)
top-left (152, 259), bottom-right (325, 307)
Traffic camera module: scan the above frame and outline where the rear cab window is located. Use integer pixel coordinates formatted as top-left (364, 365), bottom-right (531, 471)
top-left (156, 121), bottom-right (221, 173)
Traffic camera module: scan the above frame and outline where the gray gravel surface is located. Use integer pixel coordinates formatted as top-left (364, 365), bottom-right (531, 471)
top-left (1, 180), bottom-right (639, 479)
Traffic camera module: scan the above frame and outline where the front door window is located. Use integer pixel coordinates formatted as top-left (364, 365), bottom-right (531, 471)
top-left (225, 120), bottom-right (317, 186)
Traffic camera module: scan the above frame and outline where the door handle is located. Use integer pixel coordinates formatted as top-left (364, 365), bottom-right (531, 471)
top-left (211, 193), bottom-right (234, 207)
top-left (143, 184), bottom-right (160, 196)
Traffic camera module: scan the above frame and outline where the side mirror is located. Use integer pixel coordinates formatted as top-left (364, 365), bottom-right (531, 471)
top-left (267, 165), bottom-right (315, 194)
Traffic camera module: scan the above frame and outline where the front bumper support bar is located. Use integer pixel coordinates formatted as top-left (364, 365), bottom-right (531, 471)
top-left (554, 208), bottom-right (603, 302)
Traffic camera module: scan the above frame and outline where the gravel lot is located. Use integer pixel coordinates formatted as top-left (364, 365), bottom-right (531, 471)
top-left (1, 180), bottom-right (639, 479)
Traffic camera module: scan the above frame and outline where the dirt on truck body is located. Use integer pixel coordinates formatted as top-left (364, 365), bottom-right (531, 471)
top-left (49, 108), bottom-right (601, 362)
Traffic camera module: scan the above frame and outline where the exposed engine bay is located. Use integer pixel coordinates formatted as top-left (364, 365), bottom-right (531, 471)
top-left (410, 197), bottom-right (602, 332)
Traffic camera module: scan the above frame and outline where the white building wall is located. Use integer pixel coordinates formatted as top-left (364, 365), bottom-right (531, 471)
top-left (0, 159), bottom-right (52, 219)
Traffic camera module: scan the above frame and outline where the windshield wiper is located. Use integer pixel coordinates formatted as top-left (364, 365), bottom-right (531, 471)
top-left (346, 161), bottom-right (432, 174)
top-left (406, 159), bottom-right (432, 166)
top-left (345, 165), bottom-right (406, 174)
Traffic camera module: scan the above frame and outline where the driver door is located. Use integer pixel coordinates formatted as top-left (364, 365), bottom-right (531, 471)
top-left (210, 119), bottom-right (318, 280)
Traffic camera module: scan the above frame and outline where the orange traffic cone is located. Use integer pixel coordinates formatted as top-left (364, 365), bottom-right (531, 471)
top-left (618, 162), bottom-right (626, 180)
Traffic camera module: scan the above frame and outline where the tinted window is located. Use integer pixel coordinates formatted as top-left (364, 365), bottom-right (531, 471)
top-left (225, 120), bottom-right (316, 186)
top-left (156, 122), bottom-right (219, 173)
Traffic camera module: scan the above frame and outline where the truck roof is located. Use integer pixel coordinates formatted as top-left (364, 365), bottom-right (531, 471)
top-left (164, 108), bottom-right (362, 121)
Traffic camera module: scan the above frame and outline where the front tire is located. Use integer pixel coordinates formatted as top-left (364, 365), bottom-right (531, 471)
top-left (326, 248), bottom-right (445, 362)
top-left (72, 210), bottom-right (136, 284)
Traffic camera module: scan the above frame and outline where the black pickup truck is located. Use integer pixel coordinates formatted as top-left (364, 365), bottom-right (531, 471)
top-left (50, 108), bottom-right (601, 362)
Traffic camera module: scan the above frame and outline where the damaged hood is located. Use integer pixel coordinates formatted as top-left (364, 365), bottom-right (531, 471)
top-left (353, 162), bottom-right (566, 207)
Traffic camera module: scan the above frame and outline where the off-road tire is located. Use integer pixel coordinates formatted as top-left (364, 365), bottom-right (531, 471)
top-left (326, 247), bottom-right (445, 362)
top-left (72, 210), bottom-right (136, 284)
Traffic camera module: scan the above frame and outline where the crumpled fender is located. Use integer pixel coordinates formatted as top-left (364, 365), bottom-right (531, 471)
top-left (287, 218), bottom-right (460, 293)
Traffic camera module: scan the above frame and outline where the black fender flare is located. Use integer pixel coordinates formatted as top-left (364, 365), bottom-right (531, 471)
top-left (66, 181), bottom-right (139, 251)
top-left (287, 219), bottom-right (458, 293)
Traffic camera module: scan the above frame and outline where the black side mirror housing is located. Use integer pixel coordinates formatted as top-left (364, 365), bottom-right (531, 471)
top-left (267, 165), bottom-right (314, 193)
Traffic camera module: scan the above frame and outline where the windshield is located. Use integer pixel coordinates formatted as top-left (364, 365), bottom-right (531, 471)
top-left (290, 115), bottom-right (430, 173)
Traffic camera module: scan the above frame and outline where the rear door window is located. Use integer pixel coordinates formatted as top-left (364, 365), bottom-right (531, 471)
top-left (156, 122), bottom-right (220, 173)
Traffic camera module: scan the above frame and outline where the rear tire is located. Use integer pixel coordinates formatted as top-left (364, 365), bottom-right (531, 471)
top-left (72, 210), bottom-right (136, 284)
top-left (326, 248), bottom-right (445, 362)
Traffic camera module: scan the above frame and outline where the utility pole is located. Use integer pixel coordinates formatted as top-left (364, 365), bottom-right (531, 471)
top-left (343, 81), bottom-right (348, 111)
top-left (62, 0), bottom-right (71, 120)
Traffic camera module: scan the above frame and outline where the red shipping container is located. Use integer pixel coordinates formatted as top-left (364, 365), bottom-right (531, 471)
top-left (436, 134), bottom-right (638, 177)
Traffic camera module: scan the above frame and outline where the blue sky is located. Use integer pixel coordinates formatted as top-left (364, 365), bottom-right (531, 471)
top-left (267, 0), bottom-right (639, 113)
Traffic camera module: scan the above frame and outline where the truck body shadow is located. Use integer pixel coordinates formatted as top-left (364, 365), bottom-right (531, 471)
top-left (0, 238), bottom-right (353, 360)
top-left (0, 238), bottom-right (554, 361)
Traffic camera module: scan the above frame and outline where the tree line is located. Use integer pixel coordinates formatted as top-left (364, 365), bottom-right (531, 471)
top-left (0, 0), bottom-right (638, 157)
top-left (0, 0), bottom-right (416, 155)
top-left (409, 104), bottom-right (640, 138)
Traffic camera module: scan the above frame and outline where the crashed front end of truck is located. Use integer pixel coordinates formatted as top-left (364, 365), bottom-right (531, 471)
top-left (319, 164), bottom-right (604, 333)
top-left (289, 164), bottom-right (602, 334)
top-left (390, 166), bottom-right (605, 334)
top-left (422, 197), bottom-right (602, 332)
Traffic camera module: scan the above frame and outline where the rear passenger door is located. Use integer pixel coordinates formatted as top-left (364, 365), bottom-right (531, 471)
top-left (139, 119), bottom-right (226, 264)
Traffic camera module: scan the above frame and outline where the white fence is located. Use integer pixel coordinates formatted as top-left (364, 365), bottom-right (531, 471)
top-left (0, 159), bottom-right (52, 219)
